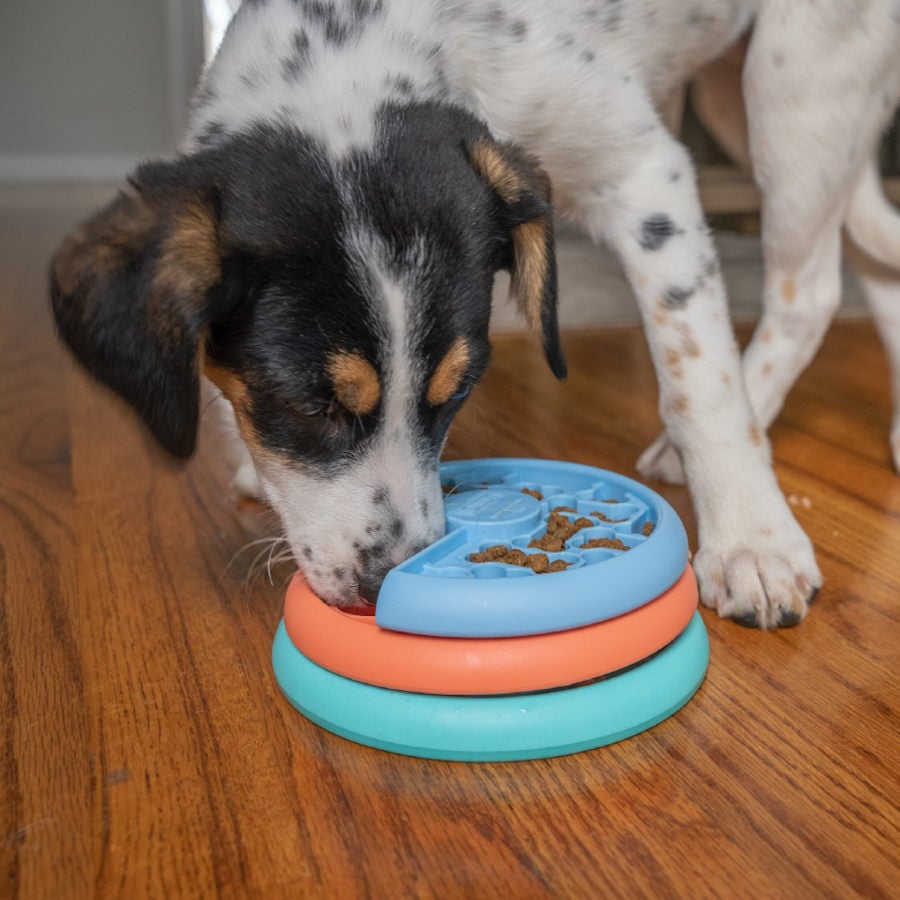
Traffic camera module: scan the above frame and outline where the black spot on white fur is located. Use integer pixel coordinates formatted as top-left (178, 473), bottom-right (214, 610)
top-left (296, 0), bottom-right (385, 46)
top-left (510, 19), bottom-right (527, 39)
top-left (639, 213), bottom-right (677, 251)
top-left (282, 30), bottom-right (311, 80)
top-left (663, 286), bottom-right (695, 308)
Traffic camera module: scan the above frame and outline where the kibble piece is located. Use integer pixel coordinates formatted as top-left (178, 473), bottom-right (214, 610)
top-left (548, 559), bottom-right (570, 573)
top-left (545, 512), bottom-right (571, 533)
top-left (528, 508), bottom-right (596, 553)
top-left (642, 521), bottom-right (655, 536)
top-left (521, 487), bottom-right (543, 500)
top-left (551, 505), bottom-right (577, 514)
top-left (468, 544), bottom-right (510, 563)
top-left (525, 553), bottom-right (549, 573)
top-left (581, 537), bottom-right (630, 551)
top-left (528, 536), bottom-right (565, 552)
top-left (590, 510), bottom-right (627, 523)
top-left (500, 548), bottom-right (527, 566)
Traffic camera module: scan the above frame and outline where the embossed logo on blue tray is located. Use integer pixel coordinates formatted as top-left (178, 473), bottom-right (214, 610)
top-left (445, 488), bottom-right (540, 525)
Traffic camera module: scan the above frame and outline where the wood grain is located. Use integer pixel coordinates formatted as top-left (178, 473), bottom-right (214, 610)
top-left (1, 189), bottom-right (898, 898)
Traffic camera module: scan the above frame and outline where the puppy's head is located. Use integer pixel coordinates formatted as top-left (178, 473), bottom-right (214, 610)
top-left (49, 104), bottom-right (565, 604)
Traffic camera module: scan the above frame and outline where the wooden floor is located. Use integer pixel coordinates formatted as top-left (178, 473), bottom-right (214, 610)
top-left (2, 191), bottom-right (898, 899)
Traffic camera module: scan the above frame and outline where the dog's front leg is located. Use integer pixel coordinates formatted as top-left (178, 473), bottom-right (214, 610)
top-left (580, 125), bottom-right (821, 627)
top-left (200, 377), bottom-right (263, 499)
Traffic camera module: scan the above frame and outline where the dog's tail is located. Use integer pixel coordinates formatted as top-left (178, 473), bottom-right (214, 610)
top-left (845, 156), bottom-right (900, 272)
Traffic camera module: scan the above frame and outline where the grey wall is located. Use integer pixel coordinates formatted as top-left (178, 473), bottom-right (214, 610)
top-left (0, 0), bottom-right (204, 182)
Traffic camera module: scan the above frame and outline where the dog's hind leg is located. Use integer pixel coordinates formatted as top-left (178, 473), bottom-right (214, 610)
top-left (573, 107), bottom-right (821, 628)
top-left (845, 238), bottom-right (900, 472)
top-left (732, 5), bottom-right (900, 435)
top-left (643, 12), bottom-right (900, 482)
top-left (845, 158), bottom-right (900, 471)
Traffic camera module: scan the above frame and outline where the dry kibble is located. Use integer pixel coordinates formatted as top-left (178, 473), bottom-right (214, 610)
top-left (521, 487), bottom-right (543, 500)
top-left (502, 548), bottom-right (527, 566)
top-left (467, 545), bottom-right (569, 574)
top-left (589, 510), bottom-right (627, 523)
top-left (468, 544), bottom-right (509, 563)
top-left (581, 537), bottom-right (630, 551)
top-left (528, 510), bottom-right (596, 552)
top-left (642, 521), bottom-right (655, 536)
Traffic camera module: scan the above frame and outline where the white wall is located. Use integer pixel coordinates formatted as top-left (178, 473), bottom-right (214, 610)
top-left (0, 0), bottom-right (204, 182)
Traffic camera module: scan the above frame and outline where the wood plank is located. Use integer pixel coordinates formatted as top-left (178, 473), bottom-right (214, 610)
top-left (1, 194), bottom-right (898, 898)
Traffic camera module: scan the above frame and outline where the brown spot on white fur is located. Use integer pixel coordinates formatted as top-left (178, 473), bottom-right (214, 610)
top-left (667, 393), bottom-right (690, 415)
top-left (675, 322), bottom-right (701, 358)
top-left (427, 337), bottom-right (470, 406)
top-left (665, 348), bottom-right (682, 367)
top-left (327, 352), bottom-right (381, 415)
top-left (781, 278), bottom-right (796, 304)
top-left (749, 424), bottom-right (763, 446)
top-left (664, 347), bottom-right (684, 379)
top-left (762, 362), bottom-right (773, 377)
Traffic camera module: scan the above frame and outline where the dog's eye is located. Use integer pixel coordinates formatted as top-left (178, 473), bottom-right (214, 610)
top-left (292, 398), bottom-right (336, 418)
top-left (450, 385), bottom-right (471, 402)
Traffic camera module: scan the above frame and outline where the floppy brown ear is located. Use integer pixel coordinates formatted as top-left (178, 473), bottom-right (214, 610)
top-left (49, 157), bottom-right (224, 457)
top-left (469, 139), bottom-right (566, 379)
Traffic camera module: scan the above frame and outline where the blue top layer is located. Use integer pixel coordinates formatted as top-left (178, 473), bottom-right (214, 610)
top-left (374, 458), bottom-right (689, 637)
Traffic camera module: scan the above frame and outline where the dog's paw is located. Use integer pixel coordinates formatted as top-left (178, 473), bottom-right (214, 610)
top-left (693, 532), bottom-right (822, 629)
top-left (636, 432), bottom-right (687, 485)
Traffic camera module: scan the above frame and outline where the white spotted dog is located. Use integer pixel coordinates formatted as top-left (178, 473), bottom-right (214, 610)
top-left (49, 0), bottom-right (900, 627)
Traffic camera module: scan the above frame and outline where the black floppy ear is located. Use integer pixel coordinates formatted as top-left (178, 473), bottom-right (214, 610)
top-left (49, 156), bottom-right (225, 457)
top-left (469, 139), bottom-right (566, 379)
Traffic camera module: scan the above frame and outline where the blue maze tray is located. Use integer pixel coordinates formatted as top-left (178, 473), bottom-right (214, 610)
top-left (375, 459), bottom-right (689, 637)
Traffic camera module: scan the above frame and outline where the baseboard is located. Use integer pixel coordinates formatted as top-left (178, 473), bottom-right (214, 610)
top-left (0, 153), bottom-right (154, 184)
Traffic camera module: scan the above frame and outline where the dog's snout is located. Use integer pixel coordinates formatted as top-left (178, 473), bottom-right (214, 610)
top-left (357, 571), bottom-right (387, 605)
top-left (357, 539), bottom-right (432, 604)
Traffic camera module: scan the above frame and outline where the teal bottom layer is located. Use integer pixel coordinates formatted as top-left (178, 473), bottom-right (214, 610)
top-left (272, 611), bottom-right (709, 762)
